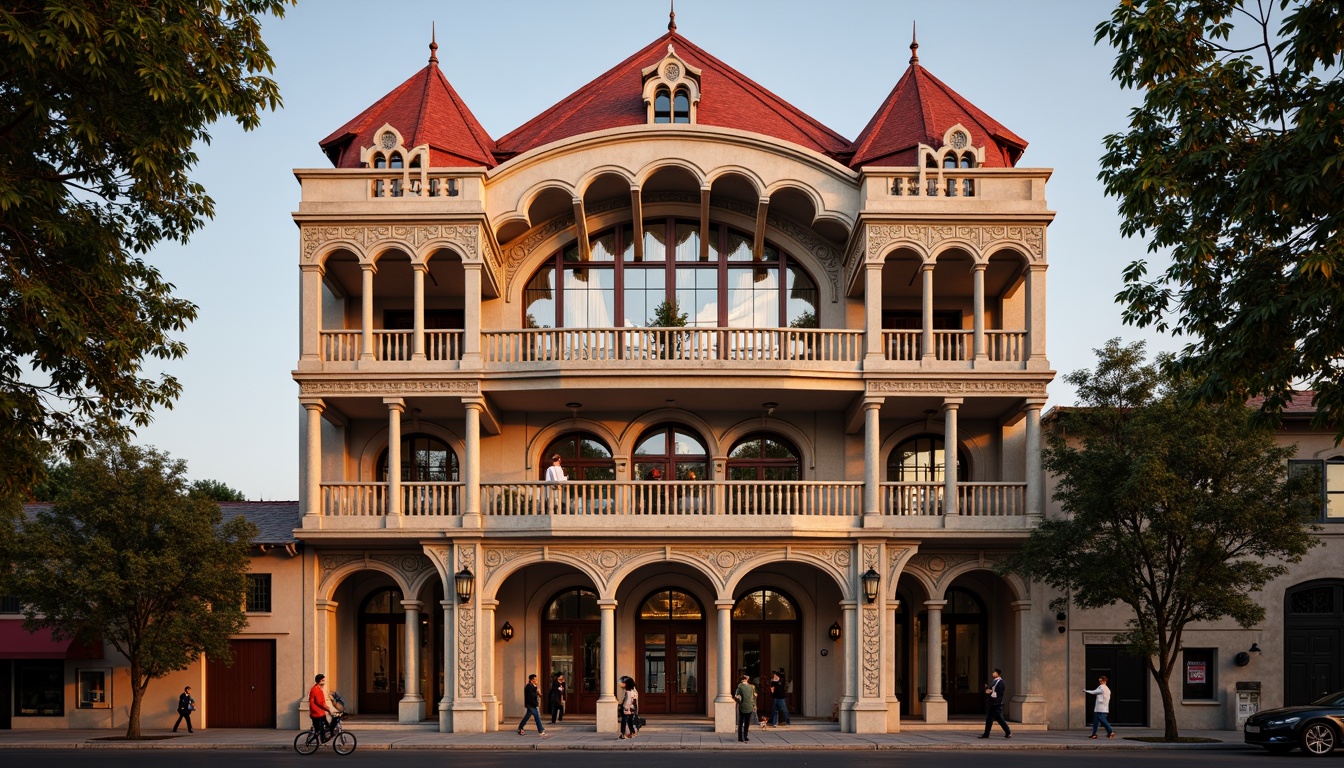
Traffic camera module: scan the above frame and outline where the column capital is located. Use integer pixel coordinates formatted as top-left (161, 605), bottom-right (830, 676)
top-left (972, 262), bottom-right (988, 272)
top-left (360, 261), bottom-right (377, 275)
top-left (301, 398), bottom-right (325, 412)
top-left (400, 599), bottom-right (424, 611)
top-left (479, 599), bottom-right (499, 610)
top-left (1010, 599), bottom-right (1033, 612)
top-left (597, 598), bottom-right (618, 609)
top-left (715, 599), bottom-right (735, 610)
top-left (462, 396), bottom-right (486, 412)
top-left (863, 398), bottom-right (884, 412)
top-left (411, 261), bottom-right (430, 273)
top-left (839, 600), bottom-right (859, 609)
top-left (439, 599), bottom-right (455, 610)
top-left (942, 397), bottom-right (964, 410)
top-left (383, 397), bottom-right (406, 411)
top-left (300, 262), bottom-right (326, 275)
top-left (924, 599), bottom-right (948, 610)
top-left (316, 599), bottom-right (339, 613)
top-left (921, 262), bottom-right (936, 272)
top-left (1022, 398), bottom-right (1047, 412)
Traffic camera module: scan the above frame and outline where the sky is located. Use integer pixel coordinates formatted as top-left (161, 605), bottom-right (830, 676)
top-left (135, 0), bottom-right (1180, 500)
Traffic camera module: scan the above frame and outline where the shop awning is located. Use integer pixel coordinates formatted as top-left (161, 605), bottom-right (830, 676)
top-left (0, 621), bottom-right (103, 659)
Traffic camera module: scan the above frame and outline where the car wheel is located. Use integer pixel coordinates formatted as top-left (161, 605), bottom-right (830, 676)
top-left (1301, 722), bottom-right (1337, 756)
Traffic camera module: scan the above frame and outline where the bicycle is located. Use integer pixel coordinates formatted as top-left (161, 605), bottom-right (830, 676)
top-left (294, 692), bottom-right (357, 755)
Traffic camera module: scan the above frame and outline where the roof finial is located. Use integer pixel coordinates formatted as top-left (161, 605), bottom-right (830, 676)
top-left (909, 22), bottom-right (919, 65)
top-left (668, 0), bottom-right (677, 32)
top-left (429, 22), bottom-right (439, 65)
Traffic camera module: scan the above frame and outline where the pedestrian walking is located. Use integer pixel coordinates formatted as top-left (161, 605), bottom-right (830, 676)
top-left (172, 686), bottom-right (195, 733)
top-left (733, 673), bottom-right (757, 742)
top-left (548, 672), bottom-right (567, 724)
top-left (768, 671), bottom-right (791, 726)
top-left (517, 673), bottom-right (548, 736)
top-left (979, 668), bottom-right (1011, 738)
top-left (618, 676), bottom-right (640, 739)
top-left (1084, 675), bottom-right (1115, 739)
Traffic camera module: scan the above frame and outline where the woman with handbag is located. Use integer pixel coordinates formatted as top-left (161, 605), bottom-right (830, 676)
top-left (618, 676), bottom-right (640, 739)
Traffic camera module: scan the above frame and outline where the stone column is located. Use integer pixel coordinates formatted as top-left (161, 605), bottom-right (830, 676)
top-left (315, 598), bottom-right (339, 702)
top-left (597, 599), bottom-right (618, 734)
top-left (439, 598), bottom-right (454, 732)
top-left (449, 545), bottom-right (485, 733)
top-left (943, 399), bottom-right (961, 517)
top-left (412, 262), bottom-right (427, 361)
top-left (921, 263), bottom-right (935, 362)
top-left (462, 263), bottom-right (483, 369)
top-left (302, 399), bottom-right (324, 525)
top-left (360, 262), bottom-right (376, 361)
top-left (399, 600), bottom-right (424, 722)
top-left (863, 398), bottom-right (884, 525)
top-left (1011, 599), bottom-right (1046, 723)
top-left (884, 597), bottom-right (902, 732)
top-left (384, 398), bottom-right (404, 524)
top-left (714, 599), bottom-right (735, 733)
top-left (864, 262), bottom-right (885, 366)
top-left (923, 599), bottom-right (948, 723)
top-left (1025, 265), bottom-right (1047, 365)
top-left (972, 263), bottom-right (987, 363)
top-left (1024, 400), bottom-right (1044, 519)
top-left (479, 599), bottom-right (498, 730)
top-left (462, 399), bottom-right (483, 527)
top-left (840, 600), bottom-right (857, 732)
top-left (299, 263), bottom-right (324, 364)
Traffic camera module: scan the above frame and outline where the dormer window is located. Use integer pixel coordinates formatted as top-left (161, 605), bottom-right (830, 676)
top-left (654, 88), bottom-right (672, 123)
top-left (642, 44), bottom-right (701, 125)
top-left (389, 152), bottom-right (403, 169)
top-left (358, 124), bottom-right (443, 199)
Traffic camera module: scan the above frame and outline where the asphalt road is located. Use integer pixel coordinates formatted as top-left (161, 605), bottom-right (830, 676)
top-left (2, 748), bottom-right (1329, 768)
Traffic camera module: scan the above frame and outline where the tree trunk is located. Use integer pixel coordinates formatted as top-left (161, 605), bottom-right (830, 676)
top-left (1154, 660), bottom-right (1179, 741)
top-left (126, 680), bottom-right (144, 740)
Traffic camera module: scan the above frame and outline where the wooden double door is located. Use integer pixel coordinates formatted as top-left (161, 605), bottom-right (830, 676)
top-left (1285, 580), bottom-right (1344, 705)
top-left (544, 622), bottom-right (601, 715)
top-left (637, 623), bottom-right (704, 714)
top-left (1083, 645), bottom-right (1149, 726)
top-left (206, 639), bottom-right (276, 728)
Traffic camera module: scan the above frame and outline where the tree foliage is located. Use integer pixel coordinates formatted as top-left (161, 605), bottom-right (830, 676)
top-left (1001, 339), bottom-right (1319, 740)
top-left (188, 478), bottom-right (247, 502)
top-left (0, 0), bottom-right (291, 507)
top-left (1096, 0), bottom-right (1344, 438)
top-left (8, 440), bottom-right (257, 739)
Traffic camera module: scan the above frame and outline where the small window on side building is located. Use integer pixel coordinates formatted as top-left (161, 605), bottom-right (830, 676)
top-left (246, 574), bottom-right (272, 613)
top-left (1181, 648), bottom-right (1216, 701)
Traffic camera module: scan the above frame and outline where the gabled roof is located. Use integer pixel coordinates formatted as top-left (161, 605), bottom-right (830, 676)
top-left (319, 41), bottom-right (496, 169)
top-left (850, 45), bottom-right (1027, 169)
top-left (494, 31), bottom-right (852, 161)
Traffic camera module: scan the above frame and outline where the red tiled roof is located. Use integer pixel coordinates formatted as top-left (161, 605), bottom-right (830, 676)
top-left (849, 60), bottom-right (1027, 169)
top-left (319, 54), bottom-right (496, 169)
top-left (494, 32), bottom-right (852, 161)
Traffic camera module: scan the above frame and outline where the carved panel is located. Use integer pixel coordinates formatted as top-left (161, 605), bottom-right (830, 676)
top-left (886, 546), bottom-right (913, 584)
top-left (866, 380), bottom-right (1048, 396)
top-left (319, 553), bottom-right (363, 591)
top-left (811, 547), bottom-right (853, 572)
top-left (861, 606), bottom-right (881, 698)
top-left (301, 224), bottom-right (484, 265)
top-left (298, 380), bottom-right (480, 396)
top-left (457, 545), bottom-right (477, 698)
top-left (854, 223), bottom-right (1046, 288)
top-left (907, 552), bottom-right (982, 592)
top-left (572, 548), bottom-right (655, 586)
top-left (683, 548), bottom-right (767, 585)
top-left (503, 214), bottom-right (575, 299)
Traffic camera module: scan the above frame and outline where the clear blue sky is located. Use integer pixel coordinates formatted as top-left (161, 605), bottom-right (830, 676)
top-left (137, 0), bottom-right (1177, 500)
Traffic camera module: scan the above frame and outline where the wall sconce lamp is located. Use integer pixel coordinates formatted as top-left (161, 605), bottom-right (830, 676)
top-left (1235, 643), bottom-right (1263, 667)
top-left (861, 567), bottom-right (881, 604)
top-left (454, 567), bottom-right (475, 604)
top-left (828, 621), bottom-right (842, 641)
top-left (1055, 611), bottom-right (1068, 635)
top-left (501, 621), bottom-right (514, 642)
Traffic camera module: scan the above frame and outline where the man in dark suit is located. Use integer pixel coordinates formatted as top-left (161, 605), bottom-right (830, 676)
top-left (979, 668), bottom-right (1011, 738)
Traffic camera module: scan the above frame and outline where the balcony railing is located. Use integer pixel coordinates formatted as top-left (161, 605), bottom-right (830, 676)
top-left (883, 482), bottom-right (944, 515)
top-left (985, 331), bottom-right (1026, 362)
top-left (321, 331), bottom-right (362, 362)
top-left (482, 481), bottom-right (863, 516)
top-left (482, 328), bottom-right (863, 364)
top-left (369, 172), bottom-right (462, 199)
top-left (318, 330), bottom-right (465, 362)
top-left (403, 482), bottom-right (462, 516)
top-left (884, 330), bottom-right (921, 361)
top-left (931, 331), bottom-right (970, 361)
top-left (957, 483), bottom-right (1026, 516)
top-left (321, 483), bottom-right (387, 516)
top-left (882, 330), bottom-right (1026, 363)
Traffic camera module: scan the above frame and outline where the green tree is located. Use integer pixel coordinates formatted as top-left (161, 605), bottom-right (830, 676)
top-left (1095, 0), bottom-right (1344, 437)
top-left (1001, 339), bottom-right (1319, 740)
top-left (188, 478), bottom-right (247, 502)
top-left (8, 440), bottom-right (257, 739)
top-left (0, 0), bottom-right (292, 508)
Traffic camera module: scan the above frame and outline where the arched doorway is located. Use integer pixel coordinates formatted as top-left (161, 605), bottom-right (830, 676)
top-left (887, 434), bottom-right (968, 482)
top-left (732, 588), bottom-right (801, 715)
top-left (542, 588), bottom-right (601, 715)
top-left (1285, 579), bottom-right (1344, 704)
top-left (893, 590), bottom-right (920, 717)
top-left (377, 433), bottom-right (459, 481)
top-left (541, 433), bottom-right (615, 480)
top-left (358, 587), bottom-right (404, 714)
top-left (636, 588), bottom-right (705, 714)
top-left (935, 587), bottom-right (986, 715)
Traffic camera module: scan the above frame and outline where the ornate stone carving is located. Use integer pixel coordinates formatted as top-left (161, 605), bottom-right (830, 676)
top-left (861, 607), bottom-right (881, 698)
top-left (866, 379), bottom-right (1048, 396)
top-left (853, 223), bottom-right (1046, 288)
top-left (319, 553), bottom-right (362, 589)
top-left (684, 548), bottom-right (767, 584)
top-left (298, 380), bottom-right (480, 396)
top-left (301, 224), bottom-right (485, 265)
top-left (457, 546), bottom-right (477, 698)
top-left (862, 545), bottom-right (879, 573)
top-left (483, 547), bottom-right (539, 570)
top-left (907, 552), bottom-right (982, 590)
top-left (572, 548), bottom-right (653, 584)
top-left (887, 546), bottom-right (913, 583)
top-left (371, 553), bottom-right (431, 577)
top-left (810, 547), bottom-right (852, 573)
top-left (503, 214), bottom-right (575, 298)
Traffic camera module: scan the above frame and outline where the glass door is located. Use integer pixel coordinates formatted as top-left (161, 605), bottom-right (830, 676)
top-left (543, 625), bottom-right (600, 714)
top-left (359, 587), bottom-right (405, 714)
top-left (636, 589), bottom-right (705, 714)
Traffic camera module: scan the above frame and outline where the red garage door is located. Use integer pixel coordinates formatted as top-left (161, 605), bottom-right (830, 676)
top-left (206, 639), bottom-right (275, 728)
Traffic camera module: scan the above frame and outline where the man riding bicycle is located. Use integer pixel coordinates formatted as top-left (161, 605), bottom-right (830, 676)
top-left (309, 674), bottom-right (331, 741)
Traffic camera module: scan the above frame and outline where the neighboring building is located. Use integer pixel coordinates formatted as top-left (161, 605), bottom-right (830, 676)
top-left (292, 18), bottom-right (1052, 735)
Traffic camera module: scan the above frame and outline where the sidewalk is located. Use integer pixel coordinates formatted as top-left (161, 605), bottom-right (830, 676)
top-left (0, 720), bottom-right (1251, 751)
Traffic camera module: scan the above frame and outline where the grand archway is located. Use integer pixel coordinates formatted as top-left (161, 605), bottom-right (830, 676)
top-left (636, 588), bottom-right (706, 714)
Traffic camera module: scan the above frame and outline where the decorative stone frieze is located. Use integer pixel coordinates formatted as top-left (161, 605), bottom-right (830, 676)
top-left (861, 606), bottom-right (881, 697)
top-left (318, 553), bottom-right (363, 590)
top-left (685, 548), bottom-right (767, 585)
top-left (906, 552), bottom-right (983, 592)
top-left (298, 380), bottom-right (480, 396)
top-left (813, 547), bottom-right (853, 571)
top-left (503, 215), bottom-right (575, 297)
top-left (457, 545), bottom-right (477, 698)
top-left (371, 553), bottom-right (432, 576)
top-left (849, 223), bottom-right (1046, 288)
top-left (866, 380), bottom-right (1047, 396)
top-left (301, 224), bottom-right (488, 267)
top-left (573, 548), bottom-right (655, 585)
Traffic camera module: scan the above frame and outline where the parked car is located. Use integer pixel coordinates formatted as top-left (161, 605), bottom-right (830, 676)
top-left (1244, 690), bottom-right (1344, 756)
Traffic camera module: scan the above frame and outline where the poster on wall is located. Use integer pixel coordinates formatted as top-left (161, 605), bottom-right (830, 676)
top-left (1186, 661), bottom-right (1207, 684)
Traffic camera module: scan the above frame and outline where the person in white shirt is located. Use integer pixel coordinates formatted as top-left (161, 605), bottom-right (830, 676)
top-left (1084, 675), bottom-right (1114, 738)
top-left (545, 454), bottom-right (568, 512)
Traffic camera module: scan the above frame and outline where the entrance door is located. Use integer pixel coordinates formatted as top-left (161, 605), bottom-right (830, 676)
top-left (206, 639), bottom-right (276, 728)
top-left (542, 588), bottom-right (601, 715)
top-left (1285, 580), bottom-right (1344, 705)
top-left (942, 588), bottom-right (987, 715)
top-left (732, 589), bottom-right (801, 715)
top-left (1084, 645), bottom-right (1148, 726)
top-left (636, 589), bottom-right (705, 714)
top-left (359, 588), bottom-right (405, 715)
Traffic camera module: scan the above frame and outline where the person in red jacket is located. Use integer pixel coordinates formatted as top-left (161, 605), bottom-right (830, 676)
top-left (309, 674), bottom-right (331, 741)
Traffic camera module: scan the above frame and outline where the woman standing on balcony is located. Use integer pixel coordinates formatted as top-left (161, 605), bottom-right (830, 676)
top-left (545, 454), bottom-right (567, 513)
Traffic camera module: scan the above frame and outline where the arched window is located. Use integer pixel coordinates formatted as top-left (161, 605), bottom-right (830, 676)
top-left (640, 589), bottom-right (703, 620)
top-left (960, 152), bottom-right (975, 168)
top-left (732, 589), bottom-right (798, 620)
top-left (672, 89), bottom-right (691, 123)
top-left (389, 152), bottom-right (403, 169)
top-left (887, 433), bottom-right (967, 482)
top-left (634, 424), bottom-right (707, 481)
top-left (943, 154), bottom-right (958, 169)
top-left (546, 588), bottom-right (600, 620)
top-left (732, 589), bottom-right (800, 709)
top-left (377, 433), bottom-right (459, 482)
top-left (523, 218), bottom-right (818, 331)
top-left (542, 432), bottom-right (615, 481)
top-left (727, 433), bottom-right (801, 481)
top-left (653, 87), bottom-right (671, 123)
top-left (372, 152), bottom-right (387, 169)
